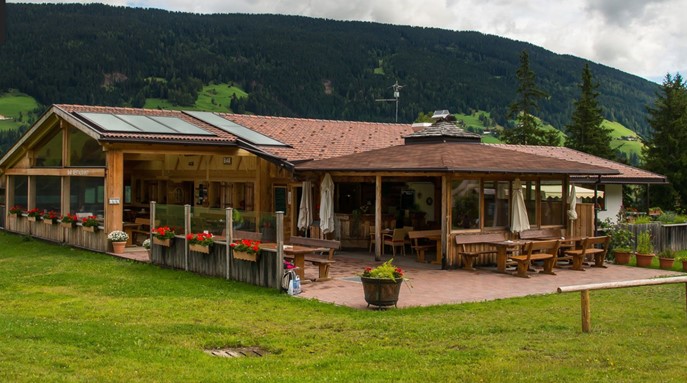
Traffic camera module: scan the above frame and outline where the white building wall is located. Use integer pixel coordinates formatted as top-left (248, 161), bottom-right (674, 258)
top-left (597, 184), bottom-right (623, 223)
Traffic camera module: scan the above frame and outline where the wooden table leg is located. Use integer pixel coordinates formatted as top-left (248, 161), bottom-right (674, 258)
top-left (496, 245), bottom-right (507, 273)
top-left (294, 254), bottom-right (305, 280)
top-left (432, 238), bottom-right (442, 265)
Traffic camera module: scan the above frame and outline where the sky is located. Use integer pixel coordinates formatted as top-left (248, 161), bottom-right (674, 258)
top-left (9, 0), bottom-right (687, 82)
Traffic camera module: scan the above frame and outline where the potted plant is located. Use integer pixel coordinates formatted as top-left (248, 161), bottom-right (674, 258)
top-left (676, 251), bottom-right (687, 272)
top-left (152, 226), bottom-right (176, 247)
top-left (8, 205), bottom-right (23, 216)
top-left (609, 226), bottom-right (634, 265)
top-left (360, 259), bottom-right (408, 309)
top-left (60, 213), bottom-right (78, 228)
top-left (142, 238), bottom-right (151, 256)
top-left (186, 231), bottom-right (214, 254)
top-left (230, 238), bottom-right (262, 262)
top-left (635, 231), bottom-right (655, 267)
top-left (42, 210), bottom-right (60, 224)
top-left (81, 215), bottom-right (100, 232)
top-left (26, 208), bottom-right (43, 222)
top-left (657, 249), bottom-right (676, 270)
top-left (107, 230), bottom-right (129, 254)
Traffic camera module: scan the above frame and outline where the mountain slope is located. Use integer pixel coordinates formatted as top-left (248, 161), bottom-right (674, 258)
top-left (0, 3), bottom-right (658, 135)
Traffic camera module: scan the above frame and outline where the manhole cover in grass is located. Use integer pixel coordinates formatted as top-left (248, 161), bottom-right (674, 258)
top-left (204, 347), bottom-right (268, 358)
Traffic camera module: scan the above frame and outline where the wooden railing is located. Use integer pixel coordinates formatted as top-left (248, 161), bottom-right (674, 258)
top-left (557, 276), bottom-right (687, 333)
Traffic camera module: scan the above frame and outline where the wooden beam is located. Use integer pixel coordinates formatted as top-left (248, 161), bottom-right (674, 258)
top-left (104, 150), bottom-right (124, 233)
top-left (3, 168), bottom-right (105, 177)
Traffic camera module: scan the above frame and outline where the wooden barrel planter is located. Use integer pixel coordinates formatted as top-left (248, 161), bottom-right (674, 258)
top-left (361, 276), bottom-right (404, 308)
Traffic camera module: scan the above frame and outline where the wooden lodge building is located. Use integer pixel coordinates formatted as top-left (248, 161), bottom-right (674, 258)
top-left (0, 104), bottom-right (666, 268)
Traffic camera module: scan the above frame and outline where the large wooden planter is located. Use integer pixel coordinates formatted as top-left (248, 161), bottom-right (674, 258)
top-left (233, 250), bottom-right (259, 262)
top-left (153, 237), bottom-right (172, 247)
top-left (189, 243), bottom-right (210, 254)
top-left (635, 253), bottom-right (655, 267)
top-left (361, 276), bottom-right (403, 308)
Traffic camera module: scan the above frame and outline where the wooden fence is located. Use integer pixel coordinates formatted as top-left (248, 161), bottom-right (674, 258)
top-left (625, 222), bottom-right (687, 252)
top-left (558, 276), bottom-right (687, 332)
top-left (150, 237), bottom-right (281, 289)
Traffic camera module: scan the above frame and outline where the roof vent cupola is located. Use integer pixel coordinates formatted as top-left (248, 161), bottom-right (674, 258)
top-left (404, 109), bottom-right (481, 145)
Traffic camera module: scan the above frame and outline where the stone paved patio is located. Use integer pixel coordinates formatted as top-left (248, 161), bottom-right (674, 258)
top-left (113, 247), bottom-right (685, 310)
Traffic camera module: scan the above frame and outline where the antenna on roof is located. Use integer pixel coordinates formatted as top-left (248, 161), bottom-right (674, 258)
top-left (375, 80), bottom-right (404, 122)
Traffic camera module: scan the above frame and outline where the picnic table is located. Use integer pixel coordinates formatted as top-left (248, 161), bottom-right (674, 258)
top-left (259, 243), bottom-right (332, 281)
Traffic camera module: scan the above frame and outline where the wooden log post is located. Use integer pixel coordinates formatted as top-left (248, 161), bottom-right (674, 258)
top-left (581, 289), bottom-right (591, 333)
top-left (184, 204), bottom-right (191, 271)
top-left (558, 276), bottom-right (687, 333)
top-left (226, 207), bottom-right (233, 280)
top-left (276, 211), bottom-right (284, 290)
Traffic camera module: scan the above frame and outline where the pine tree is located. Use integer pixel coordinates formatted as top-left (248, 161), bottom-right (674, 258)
top-left (502, 50), bottom-right (550, 145)
top-left (565, 64), bottom-right (614, 159)
top-left (643, 73), bottom-right (687, 208)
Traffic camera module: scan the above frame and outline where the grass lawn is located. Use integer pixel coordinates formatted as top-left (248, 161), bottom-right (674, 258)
top-left (1, 231), bottom-right (686, 382)
top-left (0, 90), bottom-right (40, 131)
top-left (143, 83), bottom-right (247, 113)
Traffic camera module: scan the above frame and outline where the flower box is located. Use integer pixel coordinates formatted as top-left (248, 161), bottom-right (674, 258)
top-left (189, 243), bottom-right (210, 254)
top-left (61, 222), bottom-right (76, 228)
top-left (233, 249), bottom-right (259, 262)
top-left (153, 237), bottom-right (172, 247)
top-left (82, 225), bottom-right (98, 233)
top-left (27, 216), bottom-right (39, 222)
top-left (43, 219), bottom-right (56, 225)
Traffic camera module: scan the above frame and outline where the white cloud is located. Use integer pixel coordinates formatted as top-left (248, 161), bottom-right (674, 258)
top-left (8, 0), bottom-right (687, 80)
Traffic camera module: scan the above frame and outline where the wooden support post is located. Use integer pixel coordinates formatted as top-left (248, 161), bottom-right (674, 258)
top-left (184, 204), bottom-right (191, 271)
top-left (276, 211), bottom-right (284, 290)
top-left (375, 175), bottom-right (382, 261)
top-left (226, 207), bottom-right (233, 280)
top-left (581, 289), bottom-right (591, 333)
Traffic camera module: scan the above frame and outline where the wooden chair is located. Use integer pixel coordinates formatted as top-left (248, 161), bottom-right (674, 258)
top-left (509, 240), bottom-right (560, 278)
top-left (563, 236), bottom-right (610, 270)
top-left (383, 228), bottom-right (408, 257)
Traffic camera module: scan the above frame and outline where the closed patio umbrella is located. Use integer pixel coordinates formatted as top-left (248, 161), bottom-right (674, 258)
top-left (511, 178), bottom-right (530, 233)
top-left (297, 181), bottom-right (313, 232)
top-left (567, 184), bottom-right (578, 236)
top-left (319, 173), bottom-right (335, 235)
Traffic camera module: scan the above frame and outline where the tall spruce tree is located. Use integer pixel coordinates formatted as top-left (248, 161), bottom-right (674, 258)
top-left (644, 73), bottom-right (687, 208)
top-left (565, 64), bottom-right (614, 159)
top-left (502, 50), bottom-right (556, 145)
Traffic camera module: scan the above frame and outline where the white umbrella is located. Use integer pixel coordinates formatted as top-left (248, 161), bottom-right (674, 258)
top-left (510, 178), bottom-right (530, 233)
top-left (297, 181), bottom-right (313, 231)
top-left (567, 184), bottom-right (578, 237)
top-left (567, 184), bottom-right (578, 220)
top-left (319, 173), bottom-right (335, 235)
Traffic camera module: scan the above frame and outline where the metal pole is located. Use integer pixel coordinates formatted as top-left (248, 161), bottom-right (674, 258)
top-left (150, 201), bottom-right (156, 259)
top-left (226, 207), bottom-right (233, 280)
top-left (184, 204), bottom-right (190, 271)
top-left (276, 211), bottom-right (284, 290)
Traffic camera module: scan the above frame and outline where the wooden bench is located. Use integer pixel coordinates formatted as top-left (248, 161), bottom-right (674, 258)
top-left (131, 218), bottom-right (153, 245)
top-left (408, 230), bottom-right (441, 263)
top-left (289, 236), bottom-right (341, 260)
top-left (519, 228), bottom-right (562, 240)
top-left (563, 236), bottom-right (610, 270)
top-left (455, 232), bottom-right (506, 271)
top-left (283, 254), bottom-right (335, 282)
top-left (509, 239), bottom-right (560, 278)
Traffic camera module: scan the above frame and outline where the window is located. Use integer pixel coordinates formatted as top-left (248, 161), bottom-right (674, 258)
top-left (34, 129), bottom-right (62, 167)
top-left (35, 176), bottom-right (61, 212)
top-left (70, 177), bottom-right (104, 216)
top-left (541, 180), bottom-right (564, 226)
top-left (12, 176), bottom-right (28, 208)
top-left (69, 127), bottom-right (105, 166)
top-left (522, 180), bottom-right (537, 226)
top-left (483, 181), bottom-right (510, 228)
top-left (451, 179), bottom-right (480, 230)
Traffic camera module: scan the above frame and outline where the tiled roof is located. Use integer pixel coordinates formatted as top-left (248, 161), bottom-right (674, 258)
top-left (404, 120), bottom-right (481, 144)
top-left (296, 142), bottom-right (619, 175)
top-left (489, 144), bottom-right (667, 184)
top-left (217, 113), bottom-right (412, 162)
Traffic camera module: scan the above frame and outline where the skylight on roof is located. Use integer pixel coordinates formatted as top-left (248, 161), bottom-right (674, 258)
top-left (76, 112), bottom-right (215, 136)
top-left (185, 111), bottom-right (287, 146)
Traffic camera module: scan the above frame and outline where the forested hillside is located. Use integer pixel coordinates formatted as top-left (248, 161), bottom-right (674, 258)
top-left (0, 3), bottom-right (658, 136)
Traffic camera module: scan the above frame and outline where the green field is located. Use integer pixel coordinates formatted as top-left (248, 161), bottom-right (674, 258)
top-left (1, 231), bottom-right (686, 382)
top-left (144, 83), bottom-right (247, 112)
top-left (0, 90), bottom-right (40, 131)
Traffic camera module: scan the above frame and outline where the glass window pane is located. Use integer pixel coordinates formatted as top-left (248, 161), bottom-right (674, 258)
top-left (541, 180), bottom-right (564, 226)
top-left (70, 177), bottom-right (104, 217)
top-left (34, 130), bottom-right (62, 167)
top-left (69, 127), bottom-right (105, 166)
top-left (484, 181), bottom-right (510, 228)
top-left (12, 176), bottom-right (28, 209)
top-left (35, 176), bottom-right (61, 212)
top-left (451, 179), bottom-right (480, 230)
